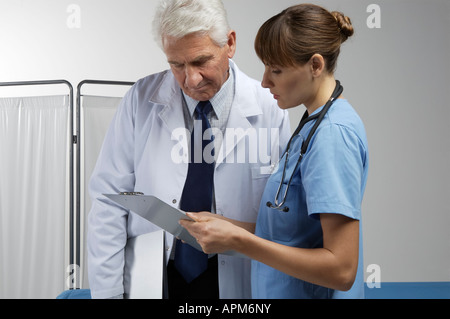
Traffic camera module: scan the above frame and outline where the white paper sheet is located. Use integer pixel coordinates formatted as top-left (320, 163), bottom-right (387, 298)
top-left (124, 230), bottom-right (166, 299)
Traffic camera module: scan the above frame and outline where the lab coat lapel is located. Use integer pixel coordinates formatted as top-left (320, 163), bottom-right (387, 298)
top-left (215, 106), bottom-right (251, 166)
top-left (150, 71), bottom-right (187, 135)
top-left (216, 62), bottom-right (263, 167)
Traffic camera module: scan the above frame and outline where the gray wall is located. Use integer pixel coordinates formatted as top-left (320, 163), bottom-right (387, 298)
top-left (0, 0), bottom-right (449, 284)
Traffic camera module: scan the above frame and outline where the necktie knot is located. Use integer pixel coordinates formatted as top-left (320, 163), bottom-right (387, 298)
top-left (195, 101), bottom-right (213, 118)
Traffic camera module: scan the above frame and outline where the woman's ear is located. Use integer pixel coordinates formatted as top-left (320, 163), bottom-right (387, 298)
top-left (310, 54), bottom-right (325, 77)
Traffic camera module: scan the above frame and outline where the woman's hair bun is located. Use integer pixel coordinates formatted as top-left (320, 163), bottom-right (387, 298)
top-left (331, 11), bottom-right (354, 42)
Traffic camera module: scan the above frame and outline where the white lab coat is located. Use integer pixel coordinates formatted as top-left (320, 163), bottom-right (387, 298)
top-left (87, 60), bottom-right (290, 299)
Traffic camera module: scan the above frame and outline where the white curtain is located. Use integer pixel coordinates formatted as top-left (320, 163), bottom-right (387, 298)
top-left (0, 95), bottom-right (70, 298)
top-left (80, 95), bottom-right (122, 289)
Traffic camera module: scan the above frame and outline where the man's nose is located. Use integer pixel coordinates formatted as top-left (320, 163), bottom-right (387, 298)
top-left (184, 66), bottom-right (203, 89)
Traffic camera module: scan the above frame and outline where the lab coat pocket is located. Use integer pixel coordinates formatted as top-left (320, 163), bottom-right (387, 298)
top-left (251, 165), bottom-right (273, 179)
top-left (251, 165), bottom-right (273, 213)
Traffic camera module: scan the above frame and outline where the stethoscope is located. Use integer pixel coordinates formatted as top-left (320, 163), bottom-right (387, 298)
top-left (266, 80), bottom-right (343, 212)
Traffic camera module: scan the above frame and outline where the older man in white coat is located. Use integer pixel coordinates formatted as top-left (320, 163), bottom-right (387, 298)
top-left (87, 0), bottom-right (290, 299)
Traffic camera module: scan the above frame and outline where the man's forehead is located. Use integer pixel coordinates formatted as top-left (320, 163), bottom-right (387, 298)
top-left (164, 33), bottom-right (219, 52)
top-left (164, 36), bottom-right (221, 65)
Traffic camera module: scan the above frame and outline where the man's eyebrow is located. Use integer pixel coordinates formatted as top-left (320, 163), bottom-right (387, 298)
top-left (168, 60), bottom-right (182, 65)
top-left (191, 55), bottom-right (214, 64)
top-left (168, 55), bottom-right (214, 67)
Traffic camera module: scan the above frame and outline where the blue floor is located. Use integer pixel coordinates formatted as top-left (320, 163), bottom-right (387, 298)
top-left (365, 282), bottom-right (450, 299)
top-left (56, 289), bottom-right (91, 299)
top-left (57, 282), bottom-right (450, 299)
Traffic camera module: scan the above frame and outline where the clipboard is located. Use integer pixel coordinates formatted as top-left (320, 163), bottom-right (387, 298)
top-left (104, 193), bottom-right (245, 257)
top-left (105, 193), bottom-right (202, 251)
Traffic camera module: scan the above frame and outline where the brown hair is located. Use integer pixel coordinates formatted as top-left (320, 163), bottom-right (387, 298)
top-left (254, 3), bottom-right (354, 72)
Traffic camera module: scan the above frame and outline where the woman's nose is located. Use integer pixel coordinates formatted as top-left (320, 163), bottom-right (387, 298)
top-left (261, 71), bottom-right (273, 89)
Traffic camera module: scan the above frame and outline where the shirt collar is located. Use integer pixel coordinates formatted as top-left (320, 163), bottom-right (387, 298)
top-left (182, 67), bottom-right (234, 119)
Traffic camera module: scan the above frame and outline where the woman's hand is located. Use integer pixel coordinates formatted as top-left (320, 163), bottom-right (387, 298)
top-left (179, 212), bottom-right (247, 254)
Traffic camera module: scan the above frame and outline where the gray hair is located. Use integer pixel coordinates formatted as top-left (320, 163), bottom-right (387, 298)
top-left (152, 0), bottom-right (231, 48)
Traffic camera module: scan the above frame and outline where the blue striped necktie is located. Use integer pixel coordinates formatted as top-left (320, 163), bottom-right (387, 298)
top-left (174, 100), bottom-right (215, 283)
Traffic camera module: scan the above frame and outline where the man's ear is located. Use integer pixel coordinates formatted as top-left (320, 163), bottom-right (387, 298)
top-left (226, 30), bottom-right (237, 59)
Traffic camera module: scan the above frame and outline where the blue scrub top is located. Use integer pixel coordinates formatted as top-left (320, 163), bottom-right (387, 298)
top-left (251, 99), bottom-right (369, 299)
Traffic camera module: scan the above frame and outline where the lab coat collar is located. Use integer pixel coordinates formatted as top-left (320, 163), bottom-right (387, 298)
top-left (230, 59), bottom-right (263, 118)
top-left (149, 60), bottom-right (264, 165)
top-left (149, 60), bottom-right (263, 118)
top-left (149, 71), bottom-right (186, 134)
top-left (148, 69), bottom-right (179, 106)
top-left (217, 60), bottom-right (264, 165)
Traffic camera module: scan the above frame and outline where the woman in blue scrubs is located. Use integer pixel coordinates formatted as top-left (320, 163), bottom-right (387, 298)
top-left (181, 3), bottom-right (369, 299)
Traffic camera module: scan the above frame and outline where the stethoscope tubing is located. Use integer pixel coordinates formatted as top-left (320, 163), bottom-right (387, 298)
top-left (267, 80), bottom-right (344, 212)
